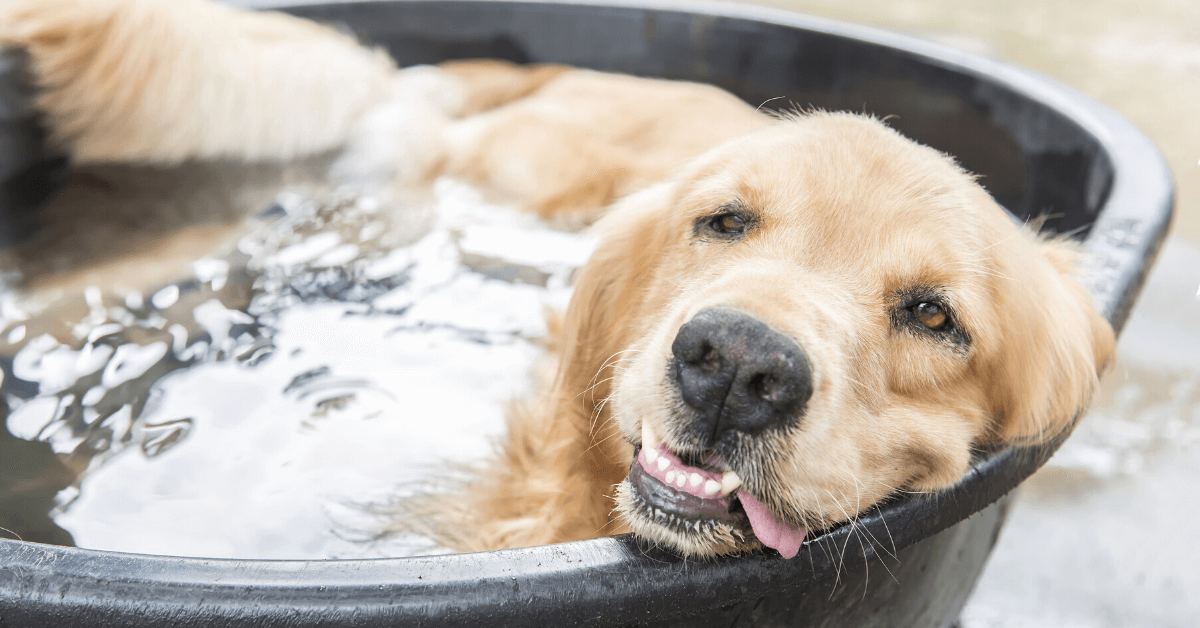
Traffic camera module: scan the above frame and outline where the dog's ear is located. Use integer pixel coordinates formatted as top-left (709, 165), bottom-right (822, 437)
top-left (983, 234), bottom-right (1116, 444)
top-left (554, 183), bottom-right (676, 399)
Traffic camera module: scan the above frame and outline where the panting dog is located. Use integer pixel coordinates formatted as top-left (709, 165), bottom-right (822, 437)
top-left (0, 0), bottom-right (1113, 558)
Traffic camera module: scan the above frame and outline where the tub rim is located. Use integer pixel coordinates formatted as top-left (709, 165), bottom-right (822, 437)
top-left (0, 0), bottom-right (1174, 625)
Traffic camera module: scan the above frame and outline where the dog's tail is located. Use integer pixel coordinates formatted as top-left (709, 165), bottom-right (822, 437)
top-left (0, 0), bottom-right (396, 165)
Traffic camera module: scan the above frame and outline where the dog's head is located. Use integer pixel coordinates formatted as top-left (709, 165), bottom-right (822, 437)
top-left (562, 112), bottom-right (1114, 558)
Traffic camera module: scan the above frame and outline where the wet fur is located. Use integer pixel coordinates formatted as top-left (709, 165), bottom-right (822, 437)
top-left (2, 0), bottom-right (1115, 557)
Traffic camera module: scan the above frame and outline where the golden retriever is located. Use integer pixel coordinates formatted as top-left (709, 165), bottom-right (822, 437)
top-left (0, 0), bottom-right (1114, 559)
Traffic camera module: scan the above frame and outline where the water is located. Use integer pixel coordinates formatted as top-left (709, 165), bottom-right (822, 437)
top-left (0, 178), bottom-right (593, 559)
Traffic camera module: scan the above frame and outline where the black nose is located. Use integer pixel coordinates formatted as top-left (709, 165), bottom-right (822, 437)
top-left (671, 307), bottom-right (813, 443)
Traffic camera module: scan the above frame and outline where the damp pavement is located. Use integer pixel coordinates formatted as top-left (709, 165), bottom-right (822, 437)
top-left (957, 237), bottom-right (1200, 628)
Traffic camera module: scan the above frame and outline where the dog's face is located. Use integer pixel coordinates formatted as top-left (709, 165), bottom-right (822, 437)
top-left (564, 113), bottom-right (1114, 558)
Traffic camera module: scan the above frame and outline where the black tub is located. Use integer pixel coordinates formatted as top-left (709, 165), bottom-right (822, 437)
top-left (0, 1), bottom-right (1174, 626)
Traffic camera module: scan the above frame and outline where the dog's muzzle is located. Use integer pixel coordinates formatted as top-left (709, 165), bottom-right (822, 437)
top-left (624, 307), bottom-right (812, 558)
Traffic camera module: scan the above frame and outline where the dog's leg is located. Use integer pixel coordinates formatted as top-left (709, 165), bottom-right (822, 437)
top-left (436, 59), bottom-right (570, 117)
top-left (0, 0), bottom-right (395, 164)
top-left (452, 118), bottom-right (643, 229)
top-left (436, 67), bottom-right (771, 228)
top-left (327, 60), bottom-right (572, 196)
top-left (442, 105), bottom-right (645, 229)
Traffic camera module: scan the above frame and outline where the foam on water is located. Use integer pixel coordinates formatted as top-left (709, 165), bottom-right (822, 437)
top-left (1, 178), bottom-right (594, 559)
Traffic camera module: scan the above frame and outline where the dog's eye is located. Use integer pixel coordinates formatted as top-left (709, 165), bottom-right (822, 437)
top-left (710, 213), bottom-right (747, 234)
top-left (894, 292), bottom-right (969, 348)
top-left (694, 204), bottom-right (755, 240)
top-left (911, 302), bottom-right (948, 330)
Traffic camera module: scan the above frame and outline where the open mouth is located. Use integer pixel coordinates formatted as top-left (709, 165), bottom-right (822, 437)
top-left (627, 425), bottom-right (807, 558)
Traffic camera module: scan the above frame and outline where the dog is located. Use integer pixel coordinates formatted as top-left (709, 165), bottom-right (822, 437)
top-left (0, 0), bottom-right (1115, 559)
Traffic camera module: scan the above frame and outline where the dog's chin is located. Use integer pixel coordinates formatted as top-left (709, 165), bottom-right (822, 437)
top-left (614, 450), bottom-right (758, 558)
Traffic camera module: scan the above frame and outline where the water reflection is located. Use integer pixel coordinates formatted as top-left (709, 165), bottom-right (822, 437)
top-left (0, 406), bottom-right (75, 545)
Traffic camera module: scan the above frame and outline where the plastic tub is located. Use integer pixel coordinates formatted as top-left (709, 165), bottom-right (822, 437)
top-left (0, 1), bottom-right (1174, 626)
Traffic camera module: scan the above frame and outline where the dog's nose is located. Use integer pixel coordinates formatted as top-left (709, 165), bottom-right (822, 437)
top-left (671, 307), bottom-right (812, 442)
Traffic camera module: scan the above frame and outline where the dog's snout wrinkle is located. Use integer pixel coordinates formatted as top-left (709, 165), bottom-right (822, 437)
top-left (672, 308), bottom-right (813, 443)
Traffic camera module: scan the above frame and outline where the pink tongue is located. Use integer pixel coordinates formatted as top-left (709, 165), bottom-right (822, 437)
top-left (737, 491), bottom-right (806, 559)
top-left (638, 444), bottom-right (806, 558)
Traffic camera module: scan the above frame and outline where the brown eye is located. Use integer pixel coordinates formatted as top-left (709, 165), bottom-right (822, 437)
top-left (913, 302), bottom-right (948, 330)
top-left (712, 213), bottom-right (746, 234)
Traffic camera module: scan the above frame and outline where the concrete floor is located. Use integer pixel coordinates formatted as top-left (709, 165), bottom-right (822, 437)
top-left (961, 235), bottom-right (1200, 627)
top-left (723, 0), bottom-right (1200, 624)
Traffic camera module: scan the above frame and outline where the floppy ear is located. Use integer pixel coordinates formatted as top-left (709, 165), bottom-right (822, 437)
top-left (553, 183), bottom-right (677, 401)
top-left (984, 234), bottom-right (1116, 444)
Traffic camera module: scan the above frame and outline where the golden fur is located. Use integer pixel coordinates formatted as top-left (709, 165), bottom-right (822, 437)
top-left (2, 0), bottom-right (1115, 558)
top-left (0, 0), bottom-right (394, 163)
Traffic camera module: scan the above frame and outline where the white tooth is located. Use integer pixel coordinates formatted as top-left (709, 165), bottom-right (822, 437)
top-left (657, 457), bottom-right (670, 472)
top-left (720, 471), bottom-right (743, 496)
top-left (689, 473), bottom-right (703, 488)
top-left (645, 447), bottom-right (659, 463)
top-left (665, 470), bottom-right (677, 484)
top-left (641, 422), bottom-right (658, 449)
top-left (703, 480), bottom-right (721, 496)
top-left (675, 474), bottom-right (687, 488)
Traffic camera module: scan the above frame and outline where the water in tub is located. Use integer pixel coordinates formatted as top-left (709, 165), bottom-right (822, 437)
top-left (0, 178), bottom-right (594, 559)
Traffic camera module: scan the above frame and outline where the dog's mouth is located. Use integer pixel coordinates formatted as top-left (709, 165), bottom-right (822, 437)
top-left (625, 425), bottom-right (807, 558)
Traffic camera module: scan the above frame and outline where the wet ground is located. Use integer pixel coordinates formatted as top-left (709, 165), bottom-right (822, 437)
top-left (729, 0), bottom-right (1200, 624)
top-left (960, 236), bottom-right (1200, 627)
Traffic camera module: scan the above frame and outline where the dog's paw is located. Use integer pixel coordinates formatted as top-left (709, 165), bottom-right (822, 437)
top-left (329, 66), bottom-right (465, 192)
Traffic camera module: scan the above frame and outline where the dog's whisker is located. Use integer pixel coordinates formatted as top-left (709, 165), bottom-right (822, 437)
top-left (582, 427), bottom-right (626, 456)
top-left (834, 486), bottom-right (879, 598)
top-left (824, 488), bottom-right (856, 589)
top-left (846, 475), bottom-right (899, 563)
top-left (577, 351), bottom-right (643, 402)
top-left (587, 393), bottom-right (618, 436)
top-left (852, 524), bottom-right (871, 601)
top-left (972, 230), bottom-right (1022, 254)
top-left (872, 504), bottom-right (900, 564)
top-left (578, 375), bottom-right (619, 406)
top-left (866, 519), bottom-right (902, 588)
